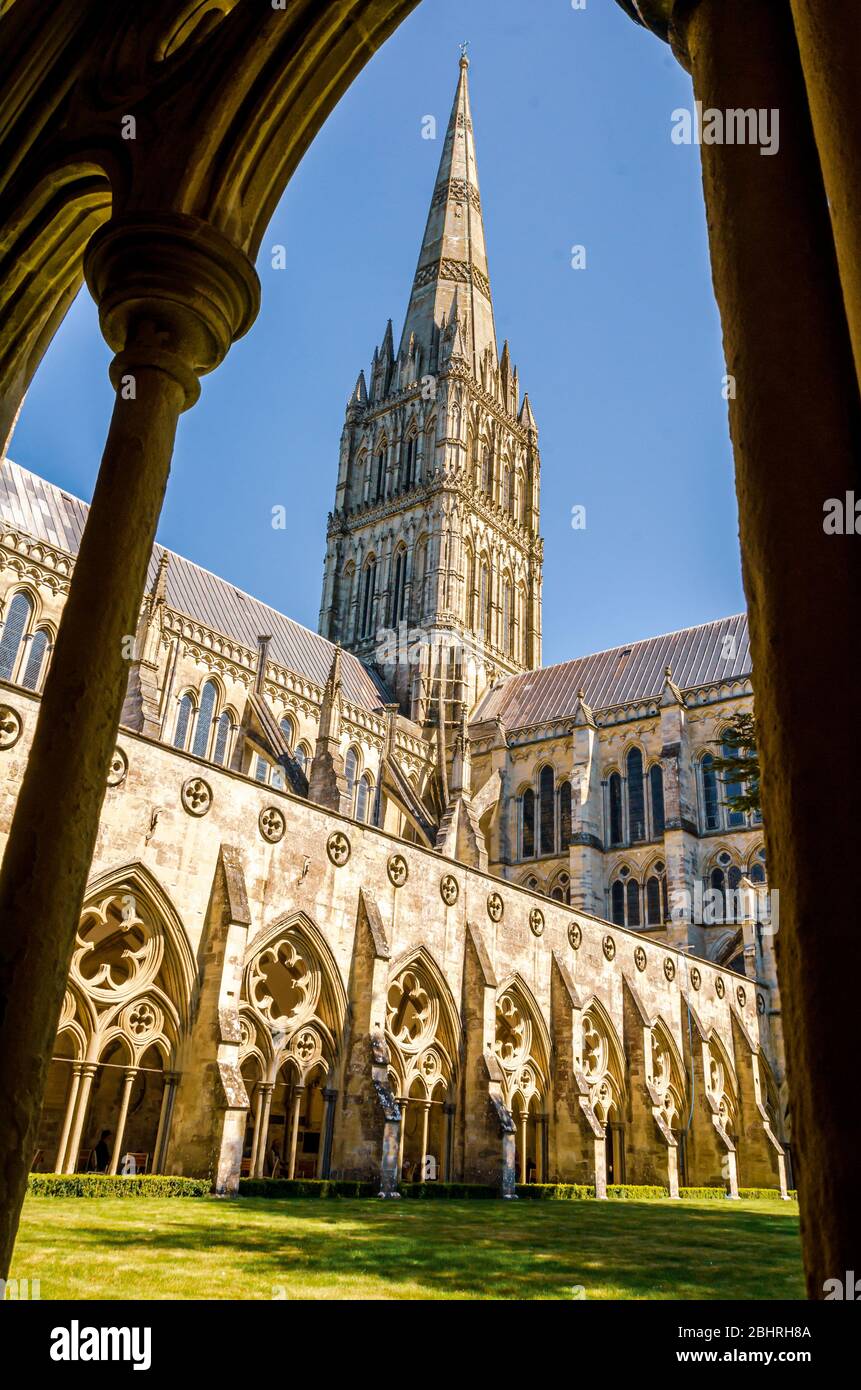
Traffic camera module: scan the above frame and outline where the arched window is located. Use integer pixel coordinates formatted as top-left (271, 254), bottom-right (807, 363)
top-left (294, 743), bottom-right (310, 775)
top-left (374, 447), bottom-right (386, 500)
top-left (721, 737), bottom-right (746, 827)
top-left (464, 544), bottom-right (475, 627)
top-left (539, 765), bottom-right (555, 855)
top-left (345, 747), bottom-right (359, 813)
top-left (212, 710), bottom-right (233, 767)
top-left (559, 780), bottom-right (572, 849)
top-left (413, 539), bottom-right (428, 623)
top-left (21, 628), bottom-right (51, 690)
top-left (626, 877), bottom-right (641, 927)
top-left (649, 763), bottom-right (665, 837)
top-left (627, 748), bottom-right (646, 842)
top-left (503, 465), bottom-right (513, 512)
top-left (479, 560), bottom-right (490, 640)
top-left (389, 547), bottom-right (407, 625)
top-left (519, 472), bottom-right (529, 527)
top-left (517, 584), bottom-right (527, 664)
top-left (359, 558), bottom-right (377, 638)
top-left (403, 432), bottom-right (418, 488)
top-left (608, 773), bottom-right (623, 846)
top-left (254, 756), bottom-right (269, 783)
top-left (646, 861), bottom-right (668, 925)
top-left (356, 772), bottom-right (373, 824)
top-left (611, 879), bottom-right (625, 926)
top-left (173, 693), bottom-right (195, 750)
top-left (502, 577), bottom-right (513, 657)
top-left (279, 715), bottom-right (296, 751)
top-left (521, 789), bottom-right (535, 859)
top-left (0, 591), bottom-right (33, 681)
top-left (191, 679), bottom-right (218, 759)
top-left (701, 754), bottom-right (720, 831)
top-left (481, 444), bottom-right (493, 493)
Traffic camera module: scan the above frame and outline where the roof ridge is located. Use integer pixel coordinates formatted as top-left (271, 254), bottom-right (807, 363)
top-left (1, 457), bottom-right (364, 673)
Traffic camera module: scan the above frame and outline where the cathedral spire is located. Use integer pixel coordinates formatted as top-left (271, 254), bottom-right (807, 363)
top-left (398, 53), bottom-right (497, 374)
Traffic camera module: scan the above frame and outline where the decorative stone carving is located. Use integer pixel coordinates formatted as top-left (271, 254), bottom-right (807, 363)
top-left (487, 891), bottom-right (504, 922)
top-left (757, 992), bottom-right (766, 1016)
top-left (529, 907), bottom-right (544, 938)
top-left (602, 934), bottom-right (616, 961)
top-left (326, 830), bottom-right (350, 866)
top-left (249, 937), bottom-right (318, 1033)
top-left (387, 968), bottom-right (434, 1053)
top-left (690, 967), bottom-right (701, 991)
top-left (387, 853), bottom-right (408, 887)
top-left (259, 806), bottom-right (286, 843)
top-left (715, 976), bottom-right (726, 999)
top-left (0, 705), bottom-right (22, 749)
top-left (495, 992), bottom-right (528, 1068)
top-left (736, 985), bottom-right (747, 1008)
top-left (664, 956), bottom-right (676, 982)
top-left (440, 873), bottom-right (459, 906)
top-left (181, 776), bottom-right (212, 816)
top-left (106, 746), bottom-right (127, 787)
top-left (634, 945), bottom-right (647, 972)
top-left (568, 921), bottom-right (582, 950)
top-left (122, 997), bottom-right (162, 1042)
top-left (72, 891), bottom-right (162, 1005)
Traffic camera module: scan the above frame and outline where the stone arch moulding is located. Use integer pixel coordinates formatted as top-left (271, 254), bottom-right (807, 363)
top-left (243, 909), bottom-right (349, 1056)
top-left (78, 861), bottom-right (197, 1033)
top-left (385, 943), bottom-right (463, 1088)
top-left (0, 0), bottom-right (422, 443)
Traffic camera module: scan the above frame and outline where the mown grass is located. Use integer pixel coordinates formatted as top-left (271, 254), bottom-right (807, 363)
top-left (11, 1195), bottom-right (803, 1301)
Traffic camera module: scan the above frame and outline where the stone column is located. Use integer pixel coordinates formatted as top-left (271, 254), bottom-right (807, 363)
top-left (108, 1069), bottom-right (137, 1175)
top-left (790, 1), bottom-right (861, 391)
top-left (253, 1084), bottom-right (275, 1178)
top-left (676, 0), bottom-right (861, 1287)
top-left (248, 1084), bottom-right (265, 1177)
top-left (152, 1072), bottom-right (178, 1175)
top-left (62, 1062), bottom-right (98, 1174)
top-left (318, 1088), bottom-right (337, 1179)
top-left (54, 1064), bottom-right (82, 1175)
top-left (0, 212), bottom-right (259, 1272)
top-left (286, 1087), bottom-right (304, 1180)
top-left (418, 1101), bottom-right (431, 1182)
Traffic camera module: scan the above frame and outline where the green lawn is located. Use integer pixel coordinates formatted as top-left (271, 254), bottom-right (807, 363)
top-left (11, 1196), bottom-right (804, 1300)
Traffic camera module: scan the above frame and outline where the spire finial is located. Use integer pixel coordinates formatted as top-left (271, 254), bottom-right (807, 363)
top-left (459, 40), bottom-right (470, 68)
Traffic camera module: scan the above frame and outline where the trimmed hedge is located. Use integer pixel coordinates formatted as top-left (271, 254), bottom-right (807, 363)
top-left (27, 1174), bottom-right (210, 1198)
top-left (239, 1178), bottom-right (378, 1199)
top-left (680, 1185), bottom-right (798, 1202)
top-left (236, 1178), bottom-right (794, 1202)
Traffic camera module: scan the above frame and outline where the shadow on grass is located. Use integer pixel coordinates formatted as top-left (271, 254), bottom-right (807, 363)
top-left (14, 1198), bottom-right (804, 1301)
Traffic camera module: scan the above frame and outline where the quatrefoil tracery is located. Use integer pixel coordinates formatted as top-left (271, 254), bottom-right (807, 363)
top-left (386, 969), bottom-right (435, 1053)
top-left (72, 892), bottom-right (163, 1003)
top-left (495, 992), bottom-right (529, 1069)
top-left (249, 937), bottom-right (319, 1032)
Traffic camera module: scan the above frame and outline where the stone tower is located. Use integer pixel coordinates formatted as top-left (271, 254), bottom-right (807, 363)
top-left (318, 55), bottom-right (543, 729)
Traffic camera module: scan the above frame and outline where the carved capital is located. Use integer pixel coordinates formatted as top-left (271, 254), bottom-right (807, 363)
top-left (84, 212), bottom-right (260, 409)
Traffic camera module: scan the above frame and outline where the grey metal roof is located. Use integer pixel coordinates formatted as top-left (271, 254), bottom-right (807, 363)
top-left (473, 614), bottom-right (751, 731)
top-left (0, 458), bottom-right (392, 712)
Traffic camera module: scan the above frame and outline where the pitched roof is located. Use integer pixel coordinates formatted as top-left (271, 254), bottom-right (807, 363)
top-left (472, 615), bottom-right (752, 731)
top-left (0, 458), bottom-right (392, 712)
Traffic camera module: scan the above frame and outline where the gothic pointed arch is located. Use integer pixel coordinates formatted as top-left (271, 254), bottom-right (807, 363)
top-left (579, 996), bottom-right (627, 1124)
top-left (494, 972), bottom-right (551, 1111)
top-left (243, 909), bottom-right (348, 1083)
top-left (385, 944), bottom-right (461, 1100)
top-left (647, 1016), bottom-right (688, 1131)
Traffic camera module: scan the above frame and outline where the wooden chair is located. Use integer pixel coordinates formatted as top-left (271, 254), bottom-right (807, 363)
top-left (121, 1152), bottom-right (149, 1174)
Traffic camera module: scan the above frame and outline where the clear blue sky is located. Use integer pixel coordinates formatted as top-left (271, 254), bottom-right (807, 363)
top-left (9, 0), bottom-right (744, 667)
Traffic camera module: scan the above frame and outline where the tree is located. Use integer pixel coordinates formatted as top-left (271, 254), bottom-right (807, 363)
top-left (711, 712), bottom-right (761, 817)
